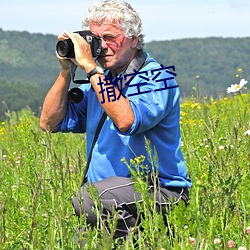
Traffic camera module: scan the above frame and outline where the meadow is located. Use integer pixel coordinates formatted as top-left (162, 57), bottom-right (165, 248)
top-left (0, 90), bottom-right (249, 249)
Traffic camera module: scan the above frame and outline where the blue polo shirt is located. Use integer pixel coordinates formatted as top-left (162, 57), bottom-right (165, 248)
top-left (57, 53), bottom-right (192, 188)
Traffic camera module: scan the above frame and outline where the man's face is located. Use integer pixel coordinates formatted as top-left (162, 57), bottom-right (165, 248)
top-left (89, 20), bottom-right (138, 74)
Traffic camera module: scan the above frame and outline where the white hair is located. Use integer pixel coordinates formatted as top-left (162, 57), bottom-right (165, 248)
top-left (82, 0), bottom-right (145, 49)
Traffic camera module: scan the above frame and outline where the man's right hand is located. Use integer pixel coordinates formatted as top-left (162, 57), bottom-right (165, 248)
top-left (56, 33), bottom-right (79, 72)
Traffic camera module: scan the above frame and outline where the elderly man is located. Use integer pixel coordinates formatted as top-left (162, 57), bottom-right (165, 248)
top-left (40, 0), bottom-right (192, 242)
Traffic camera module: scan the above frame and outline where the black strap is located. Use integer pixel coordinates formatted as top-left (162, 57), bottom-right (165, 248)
top-left (81, 112), bottom-right (107, 186)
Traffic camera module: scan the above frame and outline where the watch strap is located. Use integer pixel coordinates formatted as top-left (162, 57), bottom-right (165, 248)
top-left (87, 68), bottom-right (98, 80)
top-left (87, 67), bottom-right (105, 80)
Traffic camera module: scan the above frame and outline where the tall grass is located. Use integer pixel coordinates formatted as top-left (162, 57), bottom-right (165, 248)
top-left (0, 93), bottom-right (249, 249)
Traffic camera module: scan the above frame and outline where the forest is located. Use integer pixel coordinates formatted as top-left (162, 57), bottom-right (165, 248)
top-left (0, 28), bottom-right (249, 120)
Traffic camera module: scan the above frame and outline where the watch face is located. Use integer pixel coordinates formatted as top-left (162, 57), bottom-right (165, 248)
top-left (96, 66), bottom-right (104, 74)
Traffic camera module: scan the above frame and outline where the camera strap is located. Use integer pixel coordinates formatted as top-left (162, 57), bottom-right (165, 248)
top-left (81, 111), bottom-right (107, 185)
top-left (81, 50), bottom-right (151, 186)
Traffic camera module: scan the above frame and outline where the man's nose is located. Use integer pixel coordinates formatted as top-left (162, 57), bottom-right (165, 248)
top-left (101, 38), bottom-right (108, 49)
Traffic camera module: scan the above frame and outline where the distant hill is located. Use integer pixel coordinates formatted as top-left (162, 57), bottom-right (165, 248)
top-left (145, 37), bottom-right (250, 97)
top-left (0, 29), bottom-right (60, 88)
top-left (0, 28), bottom-right (249, 120)
top-left (0, 29), bottom-right (60, 120)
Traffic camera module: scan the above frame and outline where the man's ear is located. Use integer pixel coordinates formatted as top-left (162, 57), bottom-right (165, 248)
top-left (131, 36), bottom-right (139, 49)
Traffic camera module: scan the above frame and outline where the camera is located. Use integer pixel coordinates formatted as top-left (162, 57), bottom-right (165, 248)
top-left (56, 30), bottom-right (102, 58)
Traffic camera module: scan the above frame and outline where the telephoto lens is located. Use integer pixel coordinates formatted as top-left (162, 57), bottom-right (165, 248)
top-left (56, 31), bottom-right (102, 59)
top-left (56, 39), bottom-right (75, 58)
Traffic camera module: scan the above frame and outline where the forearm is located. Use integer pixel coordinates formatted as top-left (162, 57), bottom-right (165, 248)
top-left (40, 70), bottom-right (71, 132)
top-left (90, 74), bottom-right (134, 132)
top-left (77, 59), bottom-right (135, 132)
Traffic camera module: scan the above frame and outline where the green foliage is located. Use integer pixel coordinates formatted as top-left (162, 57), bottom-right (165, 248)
top-left (0, 93), bottom-right (249, 249)
top-left (145, 37), bottom-right (250, 98)
top-left (0, 29), bottom-right (61, 121)
top-left (0, 29), bottom-right (250, 120)
top-left (0, 28), bottom-right (60, 89)
top-left (180, 94), bottom-right (250, 249)
top-left (0, 109), bottom-right (85, 249)
top-left (0, 79), bottom-right (46, 121)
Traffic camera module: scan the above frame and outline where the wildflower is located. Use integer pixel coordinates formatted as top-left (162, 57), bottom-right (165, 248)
top-left (246, 226), bottom-right (250, 235)
top-left (196, 180), bottom-right (202, 185)
top-left (121, 157), bottom-right (126, 163)
top-left (237, 67), bottom-right (243, 73)
top-left (189, 237), bottom-right (196, 246)
top-left (214, 238), bottom-right (221, 244)
top-left (191, 103), bottom-right (201, 109)
top-left (218, 145), bottom-right (224, 150)
top-left (135, 157), bottom-right (141, 164)
top-left (42, 213), bottom-right (48, 221)
top-left (20, 207), bottom-right (25, 214)
top-left (227, 79), bottom-right (248, 93)
top-left (228, 240), bottom-right (235, 248)
top-left (12, 185), bottom-right (18, 192)
top-left (244, 130), bottom-right (250, 136)
top-left (238, 247), bottom-right (246, 250)
top-left (130, 159), bottom-right (135, 165)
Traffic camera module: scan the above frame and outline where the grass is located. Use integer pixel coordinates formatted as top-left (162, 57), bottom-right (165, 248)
top-left (0, 92), bottom-right (249, 249)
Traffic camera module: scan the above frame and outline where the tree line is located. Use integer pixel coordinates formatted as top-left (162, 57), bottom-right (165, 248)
top-left (0, 28), bottom-right (249, 120)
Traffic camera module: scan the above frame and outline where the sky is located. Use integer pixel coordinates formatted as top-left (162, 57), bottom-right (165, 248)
top-left (0, 0), bottom-right (250, 42)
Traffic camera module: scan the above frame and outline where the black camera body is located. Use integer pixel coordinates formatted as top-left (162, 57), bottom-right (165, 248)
top-left (56, 30), bottom-right (102, 58)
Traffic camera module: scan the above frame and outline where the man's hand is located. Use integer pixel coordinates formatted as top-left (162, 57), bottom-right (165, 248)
top-left (56, 33), bottom-right (79, 72)
top-left (62, 31), bottom-right (96, 73)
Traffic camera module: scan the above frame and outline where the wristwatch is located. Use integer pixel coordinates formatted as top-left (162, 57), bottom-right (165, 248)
top-left (87, 66), bottom-right (104, 80)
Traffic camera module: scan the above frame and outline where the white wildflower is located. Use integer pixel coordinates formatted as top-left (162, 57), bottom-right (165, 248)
top-left (238, 247), bottom-right (246, 250)
top-left (244, 130), bottom-right (250, 136)
top-left (214, 238), bottom-right (221, 244)
top-left (189, 237), bottom-right (196, 246)
top-left (227, 79), bottom-right (248, 93)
